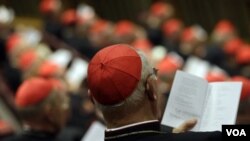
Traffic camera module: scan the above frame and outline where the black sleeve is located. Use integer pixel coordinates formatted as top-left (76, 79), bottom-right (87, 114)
top-left (161, 125), bottom-right (174, 133)
top-left (173, 131), bottom-right (222, 141)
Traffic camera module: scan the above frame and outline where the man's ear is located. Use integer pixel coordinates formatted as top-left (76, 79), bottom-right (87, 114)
top-left (88, 89), bottom-right (95, 104)
top-left (145, 75), bottom-right (157, 101)
top-left (146, 75), bottom-right (161, 119)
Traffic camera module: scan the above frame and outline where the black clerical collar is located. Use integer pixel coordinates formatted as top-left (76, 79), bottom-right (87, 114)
top-left (105, 120), bottom-right (164, 140)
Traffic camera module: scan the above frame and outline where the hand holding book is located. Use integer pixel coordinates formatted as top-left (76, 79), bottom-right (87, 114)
top-left (161, 70), bottom-right (242, 131)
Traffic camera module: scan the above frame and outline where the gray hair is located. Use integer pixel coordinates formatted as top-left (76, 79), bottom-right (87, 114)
top-left (94, 49), bottom-right (153, 116)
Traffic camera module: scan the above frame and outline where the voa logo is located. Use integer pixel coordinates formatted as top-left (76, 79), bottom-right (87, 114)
top-left (226, 129), bottom-right (246, 136)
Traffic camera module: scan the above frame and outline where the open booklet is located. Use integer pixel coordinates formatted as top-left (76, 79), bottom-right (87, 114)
top-left (161, 70), bottom-right (242, 132)
top-left (81, 121), bottom-right (105, 141)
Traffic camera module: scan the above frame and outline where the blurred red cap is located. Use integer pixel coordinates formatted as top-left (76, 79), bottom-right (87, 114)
top-left (181, 27), bottom-right (194, 43)
top-left (206, 72), bottom-right (227, 82)
top-left (18, 50), bottom-right (37, 71)
top-left (61, 9), bottom-right (77, 25)
top-left (88, 44), bottom-right (142, 105)
top-left (0, 120), bottom-right (12, 134)
top-left (39, 0), bottom-right (61, 14)
top-left (235, 45), bottom-right (250, 64)
top-left (150, 2), bottom-right (169, 17)
top-left (114, 20), bottom-right (135, 37)
top-left (5, 34), bottom-right (22, 53)
top-left (90, 19), bottom-right (109, 34)
top-left (162, 19), bottom-right (182, 37)
top-left (214, 20), bottom-right (235, 34)
top-left (15, 77), bottom-right (54, 107)
top-left (231, 76), bottom-right (250, 101)
top-left (132, 38), bottom-right (152, 54)
top-left (38, 61), bottom-right (61, 78)
top-left (157, 55), bottom-right (182, 75)
top-left (0, 120), bottom-right (7, 128)
top-left (223, 38), bottom-right (244, 56)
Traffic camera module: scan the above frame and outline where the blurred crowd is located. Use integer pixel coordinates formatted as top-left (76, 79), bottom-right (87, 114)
top-left (0, 0), bottom-right (250, 140)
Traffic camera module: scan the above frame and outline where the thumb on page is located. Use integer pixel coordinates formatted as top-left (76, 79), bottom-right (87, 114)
top-left (172, 118), bottom-right (197, 133)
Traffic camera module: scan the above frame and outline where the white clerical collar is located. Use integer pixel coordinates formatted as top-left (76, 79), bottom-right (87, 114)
top-left (106, 120), bottom-right (159, 132)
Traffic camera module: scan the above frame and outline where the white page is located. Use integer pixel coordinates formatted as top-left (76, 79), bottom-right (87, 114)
top-left (48, 49), bottom-right (72, 69)
top-left (81, 121), bottom-right (105, 141)
top-left (161, 70), bottom-right (208, 131)
top-left (183, 56), bottom-right (210, 78)
top-left (199, 82), bottom-right (242, 131)
top-left (65, 58), bottom-right (88, 91)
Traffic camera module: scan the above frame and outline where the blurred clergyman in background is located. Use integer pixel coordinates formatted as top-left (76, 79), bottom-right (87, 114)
top-left (4, 77), bottom-right (69, 141)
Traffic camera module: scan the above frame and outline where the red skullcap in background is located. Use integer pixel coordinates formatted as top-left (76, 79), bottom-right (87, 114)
top-left (157, 55), bottom-right (182, 75)
top-left (214, 20), bottom-right (235, 34)
top-left (15, 77), bottom-right (54, 107)
top-left (181, 25), bottom-right (207, 43)
top-left (87, 44), bottom-right (142, 105)
top-left (90, 19), bottom-right (109, 34)
top-left (223, 38), bottom-right (244, 56)
top-left (162, 19), bottom-right (182, 37)
top-left (39, 0), bottom-right (61, 14)
top-left (38, 61), bottom-right (61, 78)
top-left (0, 120), bottom-right (13, 135)
top-left (181, 27), bottom-right (194, 43)
top-left (114, 20), bottom-right (135, 37)
top-left (5, 34), bottom-right (22, 53)
top-left (132, 38), bottom-right (152, 54)
top-left (61, 9), bottom-right (77, 25)
top-left (150, 2), bottom-right (172, 17)
top-left (235, 44), bottom-right (250, 64)
top-left (231, 76), bottom-right (250, 101)
top-left (206, 72), bottom-right (227, 82)
top-left (18, 50), bottom-right (38, 71)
